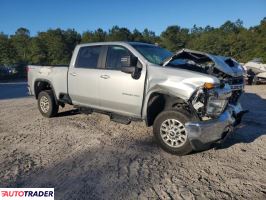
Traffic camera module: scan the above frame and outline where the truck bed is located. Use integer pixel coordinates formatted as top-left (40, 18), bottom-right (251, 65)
top-left (27, 65), bottom-right (69, 99)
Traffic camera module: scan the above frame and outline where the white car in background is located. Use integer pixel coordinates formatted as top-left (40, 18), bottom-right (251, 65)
top-left (244, 58), bottom-right (266, 85)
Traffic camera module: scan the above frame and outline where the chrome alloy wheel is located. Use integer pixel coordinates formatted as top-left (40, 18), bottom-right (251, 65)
top-left (160, 119), bottom-right (187, 148)
top-left (40, 96), bottom-right (50, 113)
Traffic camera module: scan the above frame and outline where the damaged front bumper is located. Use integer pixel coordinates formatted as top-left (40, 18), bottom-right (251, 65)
top-left (185, 103), bottom-right (246, 151)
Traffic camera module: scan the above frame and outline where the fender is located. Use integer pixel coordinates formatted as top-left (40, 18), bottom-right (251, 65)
top-left (142, 87), bottom-right (190, 120)
top-left (34, 78), bottom-right (57, 102)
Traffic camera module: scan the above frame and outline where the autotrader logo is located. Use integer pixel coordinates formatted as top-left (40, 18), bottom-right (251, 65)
top-left (0, 188), bottom-right (54, 199)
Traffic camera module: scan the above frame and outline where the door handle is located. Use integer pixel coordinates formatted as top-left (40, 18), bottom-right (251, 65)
top-left (70, 72), bottom-right (77, 76)
top-left (100, 75), bottom-right (110, 79)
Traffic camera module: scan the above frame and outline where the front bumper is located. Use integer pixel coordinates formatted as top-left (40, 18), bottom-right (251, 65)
top-left (185, 103), bottom-right (245, 150)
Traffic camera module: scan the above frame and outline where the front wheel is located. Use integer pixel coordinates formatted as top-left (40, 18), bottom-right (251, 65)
top-left (153, 110), bottom-right (193, 155)
top-left (38, 90), bottom-right (58, 118)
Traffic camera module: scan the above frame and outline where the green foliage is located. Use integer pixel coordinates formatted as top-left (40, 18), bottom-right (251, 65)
top-left (0, 33), bottom-right (17, 66)
top-left (142, 29), bottom-right (159, 44)
top-left (29, 28), bottom-right (81, 65)
top-left (160, 25), bottom-right (189, 51)
top-left (29, 36), bottom-right (48, 65)
top-left (10, 28), bottom-right (31, 63)
top-left (187, 19), bottom-right (266, 62)
top-left (107, 26), bottom-right (131, 41)
top-left (81, 28), bottom-right (106, 43)
top-left (1, 18), bottom-right (266, 75)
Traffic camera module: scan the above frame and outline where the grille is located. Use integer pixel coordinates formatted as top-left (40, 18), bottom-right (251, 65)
top-left (228, 76), bottom-right (244, 85)
top-left (227, 76), bottom-right (244, 104)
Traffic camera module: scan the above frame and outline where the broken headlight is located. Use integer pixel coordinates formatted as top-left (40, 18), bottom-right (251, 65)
top-left (206, 95), bottom-right (228, 117)
top-left (190, 83), bottom-right (231, 118)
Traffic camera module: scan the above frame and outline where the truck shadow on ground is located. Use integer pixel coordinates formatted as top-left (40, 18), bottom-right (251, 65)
top-left (216, 92), bottom-right (266, 150)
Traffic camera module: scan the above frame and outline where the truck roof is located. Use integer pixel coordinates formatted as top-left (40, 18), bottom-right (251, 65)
top-left (76, 41), bottom-right (156, 48)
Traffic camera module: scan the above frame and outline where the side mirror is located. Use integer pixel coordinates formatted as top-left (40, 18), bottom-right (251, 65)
top-left (121, 66), bottom-right (135, 74)
top-left (120, 55), bottom-right (141, 79)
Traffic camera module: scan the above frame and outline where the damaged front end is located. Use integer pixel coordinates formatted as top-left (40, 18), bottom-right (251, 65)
top-left (163, 49), bottom-right (247, 150)
top-left (186, 84), bottom-right (246, 150)
top-left (163, 49), bottom-right (245, 105)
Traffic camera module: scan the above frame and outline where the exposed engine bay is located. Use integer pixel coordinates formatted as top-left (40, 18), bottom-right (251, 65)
top-left (163, 49), bottom-right (245, 119)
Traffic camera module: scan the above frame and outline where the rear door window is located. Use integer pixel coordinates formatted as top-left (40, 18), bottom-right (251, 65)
top-left (75, 46), bottom-right (101, 68)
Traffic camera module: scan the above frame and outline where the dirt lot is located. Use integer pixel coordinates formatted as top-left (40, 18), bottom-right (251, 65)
top-left (0, 84), bottom-right (265, 199)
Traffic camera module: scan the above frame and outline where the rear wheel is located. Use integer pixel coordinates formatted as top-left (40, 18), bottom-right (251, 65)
top-left (38, 90), bottom-right (58, 118)
top-left (153, 110), bottom-right (193, 155)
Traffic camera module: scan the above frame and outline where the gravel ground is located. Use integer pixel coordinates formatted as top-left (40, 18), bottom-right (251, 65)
top-left (0, 85), bottom-right (265, 199)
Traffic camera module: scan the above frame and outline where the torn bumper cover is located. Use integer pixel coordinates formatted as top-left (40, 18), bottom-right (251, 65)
top-left (185, 103), bottom-right (246, 150)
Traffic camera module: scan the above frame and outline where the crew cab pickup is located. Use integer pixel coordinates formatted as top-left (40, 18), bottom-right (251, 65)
top-left (28, 42), bottom-right (246, 155)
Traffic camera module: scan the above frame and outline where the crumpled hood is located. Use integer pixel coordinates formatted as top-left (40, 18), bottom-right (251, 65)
top-left (162, 49), bottom-right (244, 77)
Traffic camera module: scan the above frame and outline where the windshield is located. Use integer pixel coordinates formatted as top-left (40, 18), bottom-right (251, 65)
top-left (132, 44), bottom-right (173, 65)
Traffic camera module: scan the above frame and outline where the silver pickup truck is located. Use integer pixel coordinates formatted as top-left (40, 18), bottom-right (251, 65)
top-left (28, 42), bottom-right (246, 155)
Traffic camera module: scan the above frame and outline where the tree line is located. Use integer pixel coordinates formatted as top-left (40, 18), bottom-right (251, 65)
top-left (0, 18), bottom-right (265, 77)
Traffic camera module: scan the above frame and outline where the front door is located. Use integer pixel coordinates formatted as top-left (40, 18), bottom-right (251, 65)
top-left (98, 45), bottom-right (146, 117)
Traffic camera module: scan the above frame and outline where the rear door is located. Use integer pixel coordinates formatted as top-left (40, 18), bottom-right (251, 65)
top-left (98, 45), bottom-right (146, 117)
top-left (68, 45), bottom-right (103, 108)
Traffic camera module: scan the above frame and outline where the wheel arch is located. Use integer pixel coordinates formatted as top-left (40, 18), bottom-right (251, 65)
top-left (144, 91), bottom-right (195, 127)
top-left (34, 79), bottom-right (57, 102)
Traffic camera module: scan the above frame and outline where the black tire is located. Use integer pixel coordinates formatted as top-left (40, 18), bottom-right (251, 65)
top-left (38, 90), bottom-right (58, 118)
top-left (153, 110), bottom-right (193, 155)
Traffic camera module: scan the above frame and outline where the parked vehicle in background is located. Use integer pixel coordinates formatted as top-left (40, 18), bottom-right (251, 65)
top-left (0, 66), bottom-right (16, 77)
top-left (27, 42), bottom-right (246, 155)
top-left (244, 58), bottom-right (266, 85)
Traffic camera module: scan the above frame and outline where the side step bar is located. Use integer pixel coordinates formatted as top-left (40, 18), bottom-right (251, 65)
top-left (78, 107), bottom-right (93, 114)
top-left (110, 114), bottom-right (131, 125)
top-left (76, 106), bottom-right (133, 125)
